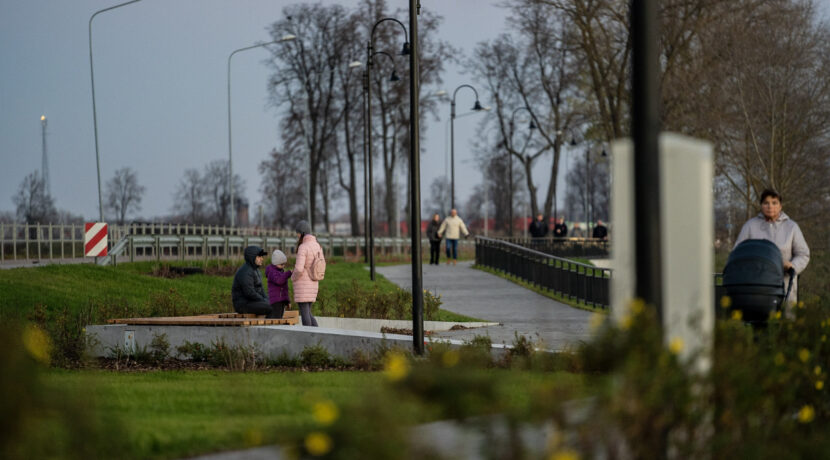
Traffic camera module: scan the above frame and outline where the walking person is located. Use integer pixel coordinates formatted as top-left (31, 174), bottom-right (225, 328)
top-left (231, 245), bottom-right (274, 317)
top-left (529, 213), bottom-right (549, 249)
top-left (265, 249), bottom-right (292, 319)
top-left (437, 208), bottom-right (470, 266)
top-left (426, 213), bottom-right (442, 265)
top-left (734, 189), bottom-right (809, 310)
top-left (553, 217), bottom-right (568, 238)
top-left (291, 220), bottom-right (322, 326)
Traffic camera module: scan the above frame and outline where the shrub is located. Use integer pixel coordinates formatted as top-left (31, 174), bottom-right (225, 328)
top-left (300, 345), bottom-right (332, 368)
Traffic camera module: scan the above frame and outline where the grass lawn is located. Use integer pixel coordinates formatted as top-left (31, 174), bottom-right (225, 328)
top-left (0, 260), bottom-right (479, 322)
top-left (38, 368), bottom-right (590, 459)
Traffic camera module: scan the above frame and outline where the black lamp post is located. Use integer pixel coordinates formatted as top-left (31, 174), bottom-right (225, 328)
top-left (367, 17), bottom-right (409, 282)
top-left (506, 106), bottom-right (535, 237)
top-left (407, 0), bottom-right (424, 354)
top-left (450, 84), bottom-right (485, 210)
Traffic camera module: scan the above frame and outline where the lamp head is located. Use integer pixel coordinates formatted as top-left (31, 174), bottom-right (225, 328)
top-left (529, 120), bottom-right (537, 130)
top-left (40, 115), bottom-right (46, 122)
top-left (570, 137), bottom-right (578, 146)
top-left (390, 70), bottom-right (400, 82)
top-left (472, 100), bottom-right (484, 111)
top-left (400, 42), bottom-right (411, 56)
top-left (280, 34), bottom-right (297, 42)
top-left (349, 60), bottom-right (363, 68)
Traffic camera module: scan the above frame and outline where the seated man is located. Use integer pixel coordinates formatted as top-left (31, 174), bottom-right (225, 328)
top-left (231, 245), bottom-right (274, 317)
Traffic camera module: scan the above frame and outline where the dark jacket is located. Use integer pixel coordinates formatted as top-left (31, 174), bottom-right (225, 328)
top-left (232, 246), bottom-right (268, 310)
top-left (592, 225), bottom-right (608, 240)
top-left (529, 219), bottom-right (549, 238)
top-left (265, 264), bottom-right (292, 304)
top-left (426, 220), bottom-right (442, 242)
top-left (553, 223), bottom-right (568, 238)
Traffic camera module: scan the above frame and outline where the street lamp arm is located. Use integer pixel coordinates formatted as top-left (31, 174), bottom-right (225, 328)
top-left (371, 18), bottom-right (409, 45)
top-left (452, 84), bottom-right (480, 103)
top-left (89, 0), bottom-right (142, 222)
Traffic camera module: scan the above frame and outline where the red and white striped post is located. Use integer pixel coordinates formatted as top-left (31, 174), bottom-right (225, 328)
top-left (84, 222), bottom-right (108, 257)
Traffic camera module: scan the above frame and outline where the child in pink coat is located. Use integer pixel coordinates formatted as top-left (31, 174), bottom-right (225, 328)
top-left (291, 220), bottom-right (322, 326)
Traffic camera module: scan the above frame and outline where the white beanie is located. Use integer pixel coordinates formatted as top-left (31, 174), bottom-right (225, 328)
top-left (271, 249), bottom-right (287, 265)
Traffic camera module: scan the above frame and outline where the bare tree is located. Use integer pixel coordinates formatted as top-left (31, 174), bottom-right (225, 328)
top-left (172, 169), bottom-right (204, 224)
top-left (13, 171), bottom-right (56, 224)
top-left (259, 141), bottom-right (307, 229)
top-left (202, 160), bottom-right (244, 225)
top-left (426, 176), bottom-right (450, 218)
top-left (105, 167), bottom-right (145, 224)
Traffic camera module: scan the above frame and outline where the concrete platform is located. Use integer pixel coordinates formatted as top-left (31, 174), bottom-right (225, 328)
top-left (85, 323), bottom-right (508, 360)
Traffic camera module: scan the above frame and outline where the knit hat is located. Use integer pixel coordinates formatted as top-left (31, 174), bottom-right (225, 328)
top-left (271, 249), bottom-right (287, 265)
top-left (295, 220), bottom-right (312, 235)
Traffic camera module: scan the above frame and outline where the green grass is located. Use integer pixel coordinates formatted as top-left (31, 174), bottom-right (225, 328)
top-left (474, 264), bottom-right (608, 314)
top-left (38, 368), bottom-right (589, 459)
top-left (0, 260), bottom-right (478, 322)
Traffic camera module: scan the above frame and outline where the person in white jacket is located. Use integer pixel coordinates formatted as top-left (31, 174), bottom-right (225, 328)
top-left (734, 189), bottom-right (810, 310)
top-left (437, 208), bottom-right (470, 266)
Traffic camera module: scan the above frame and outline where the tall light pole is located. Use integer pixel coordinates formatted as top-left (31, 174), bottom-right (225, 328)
top-left (89, 0), bottom-right (142, 222)
top-left (450, 84), bottom-right (484, 209)
top-left (506, 106), bottom-right (535, 237)
top-left (408, 0), bottom-right (424, 354)
top-left (227, 35), bottom-right (296, 228)
top-left (367, 17), bottom-right (409, 281)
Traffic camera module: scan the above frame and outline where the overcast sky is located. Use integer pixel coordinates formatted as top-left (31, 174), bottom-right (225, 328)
top-left (4, 0), bottom-right (686, 224)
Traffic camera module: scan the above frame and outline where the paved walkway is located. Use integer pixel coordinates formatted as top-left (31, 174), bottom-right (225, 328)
top-left (376, 261), bottom-right (594, 350)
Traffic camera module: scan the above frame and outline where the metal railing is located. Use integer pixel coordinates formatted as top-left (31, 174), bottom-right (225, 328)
top-left (0, 222), bottom-right (474, 265)
top-left (497, 236), bottom-right (610, 259)
top-left (475, 236), bottom-right (611, 309)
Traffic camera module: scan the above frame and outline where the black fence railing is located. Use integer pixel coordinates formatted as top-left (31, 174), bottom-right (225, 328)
top-left (497, 237), bottom-right (610, 259)
top-left (476, 237), bottom-right (611, 310)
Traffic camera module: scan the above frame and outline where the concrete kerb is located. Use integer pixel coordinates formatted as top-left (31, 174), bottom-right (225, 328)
top-left (84, 324), bottom-right (511, 361)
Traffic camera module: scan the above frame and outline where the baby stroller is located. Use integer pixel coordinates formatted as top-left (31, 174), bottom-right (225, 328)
top-left (722, 239), bottom-right (795, 325)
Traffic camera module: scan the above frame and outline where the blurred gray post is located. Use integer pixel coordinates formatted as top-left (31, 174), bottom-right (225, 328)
top-left (631, 0), bottom-right (663, 318)
top-left (409, 0), bottom-right (424, 354)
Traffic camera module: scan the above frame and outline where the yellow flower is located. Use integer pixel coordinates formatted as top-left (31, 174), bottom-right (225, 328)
top-left (797, 301), bottom-right (805, 309)
top-left (630, 299), bottom-right (645, 315)
top-left (589, 313), bottom-right (605, 331)
top-left (312, 400), bottom-right (339, 426)
top-left (305, 432), bottom-right (333, 456)
top-left (770, 311), bottom-right (782, 320)
top-left (816, 381), bottom-right (824, 391)
top-left (549, 449), bottom-right (581, 460)
top-left (798, 348), bottom-right (810, 363)
top-left (774, 353), bottom-right (785, 366)
top-left (797, 405), bottom-right (815, 423)
top-left (669, 337), bottom-right (684, 355)
top-left (720, 295), bottom-right (732, 309)
top-left (814, 366), bottom-right (822, 376)
top-left (441, 350), bottom-right (460, 368)
top-left (731, 310), bottom-right (743, 321)
top-left (22, 325), bottom-right (51, 365)
top-left (383, 352), bottom-right (410, 382)
top-left (823, 335), bottom-right (827, 343)
top-left (243, 428), bottom-right (263, 446)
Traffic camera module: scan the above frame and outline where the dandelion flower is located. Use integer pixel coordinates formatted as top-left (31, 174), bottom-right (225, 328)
top-left (549, 449), bottom-right (581, 460)
top-left (798, 301), bottom-right (805, 309)
top-left (669, 337), bottom-right (684, 355)
top-left (441, 350), bottom-right (460, 368)
top-left (630, 299), bottom-right (646, 315)
top-left (383, 352), bottom-right (410, 382)
top-left (22, 325), bottom-right (51, 365)
top-left (774, 353), bottom-right (785, 366)
top-left (305, 432), bottom-right (333, 456)
top-left (620, 314), bottom-right (633, 331)
top-left (816, 381), bottom-right (824, 391)
top-left (731, 310), bottom-right (742, 321)
top-left (799, 348), bottom-right (810, 363)
top-left (822, 335), bottom-right (827, 343)
top-left (720, 295), bottom-right (732, 309)
top-left (312, 400), bottom-right (339, 426)
top-left (798, 405), bottom-right (815, 424)
top-left (814, 366), bottom-right (822, 376)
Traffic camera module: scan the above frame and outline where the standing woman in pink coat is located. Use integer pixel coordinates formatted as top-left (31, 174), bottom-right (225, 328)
top-left (291, 220), bottom-right (321, 326)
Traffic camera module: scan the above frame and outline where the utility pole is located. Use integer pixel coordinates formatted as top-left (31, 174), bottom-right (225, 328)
top-left (40, 115), bottom-right (50, 197)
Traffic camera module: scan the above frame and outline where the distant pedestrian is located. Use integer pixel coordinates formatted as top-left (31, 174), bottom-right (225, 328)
top-left (571, 223), bottom-right (585, 238)
top-left (553, 217), bottom-right (568, 238)
top-left (291, 220), bottom-right (323, 326)
top-left (529, 214), bottom-right (549, 238)
top-left (426, 213), bottom-right (442, 265)
top-left (592, 220), bottom-right (608, 240)
top-left (231, 245), bottom-right (275, 317)
top-left (437, 208), bottom-right (470, 266)
top-left (265, 249), bottom-right (292, 319)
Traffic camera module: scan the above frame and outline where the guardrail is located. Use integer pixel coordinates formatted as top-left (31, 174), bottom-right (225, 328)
top-left (475, 236), bottom-right (611, 309)
top-left (496, 237), bottom-right (610, 259)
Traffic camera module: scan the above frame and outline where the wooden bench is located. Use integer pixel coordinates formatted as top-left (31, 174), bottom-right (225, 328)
top-left (107, 310), bottom-right (300, 326)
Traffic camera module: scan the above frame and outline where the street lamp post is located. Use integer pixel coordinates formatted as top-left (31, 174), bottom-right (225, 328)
top-left (450, 85), bottom-right (484, 209)
top-left (506, 106), bottom-right (535, 237)
top-left (89, 0), bottom-right (142, 222)
top-left (407, 0), bottom-right (424, 354)
top-left (227, 35), bottom-right (296, 228)
top-left (367, 17), bottom-right (409, 281)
